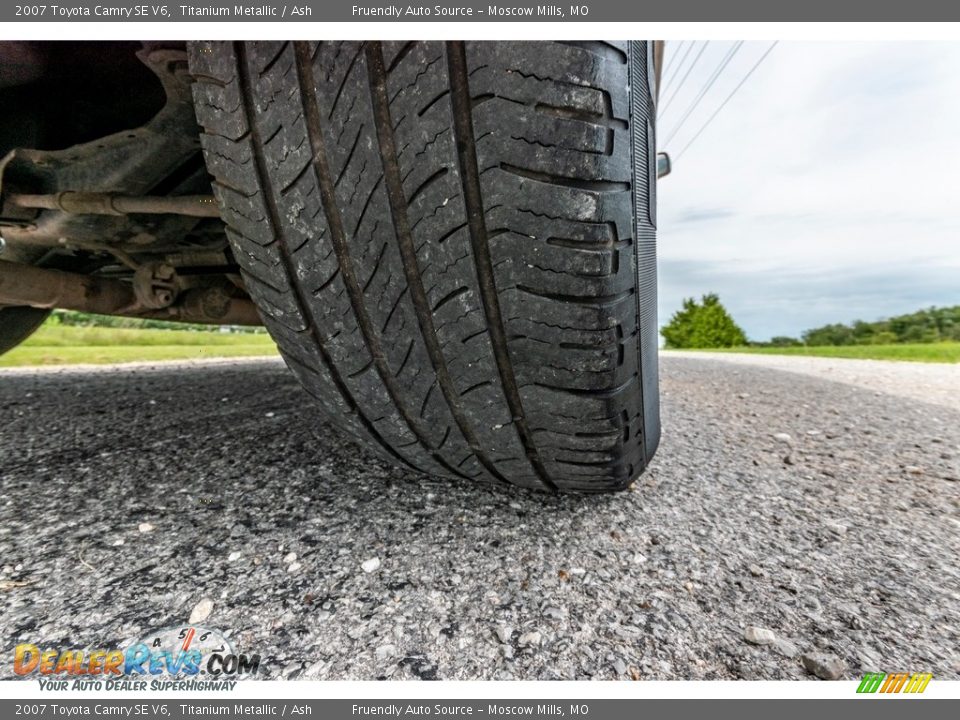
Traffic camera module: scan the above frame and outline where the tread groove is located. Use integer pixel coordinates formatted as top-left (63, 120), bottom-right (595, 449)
top-left (365, 41), bottom-right (514, 488)
top-left (231, 42), bottom-right (423, 475)
top-left (294, 42), bottom-right (474, 481)
top-left (499, 163), bottom-right (630, 193)
top-left (407, 167), bottom-right (449, 207)
top-left (446, 41), bottom-right (558, 492)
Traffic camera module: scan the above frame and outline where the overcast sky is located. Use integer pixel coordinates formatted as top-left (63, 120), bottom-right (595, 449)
top-left (656, 41), bottom-right (960, 341)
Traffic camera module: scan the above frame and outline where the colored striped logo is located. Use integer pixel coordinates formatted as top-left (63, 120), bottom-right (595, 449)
top-left (857, 672), bottom-right (932, 694)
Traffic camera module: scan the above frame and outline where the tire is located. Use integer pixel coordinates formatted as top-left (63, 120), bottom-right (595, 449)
top-left (0, 306), bottom-right (50, 356)
top-left (188, 41), bottom-right (660, 492)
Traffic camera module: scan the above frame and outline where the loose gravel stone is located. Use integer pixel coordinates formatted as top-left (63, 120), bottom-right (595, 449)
top-left (518, 631), bottom-right (542, 648)
top-left (189, 597), bottom-right (214, 624)
top-left (361, 558), bottom-right (380, 573)
top-left (802, 653), bottom-right (846, 680)
top-left (744, 626), bottom-right (776, 645)
top-left (374, 644), bottom-right (396, 661)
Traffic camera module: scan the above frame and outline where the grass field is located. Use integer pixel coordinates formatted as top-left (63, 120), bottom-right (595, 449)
top-left (705, 342), bottom-right (960, 364)
top-left (0, 325), bottom-right (278, 367)
top-left (6, 325), bottom-right (959, 368)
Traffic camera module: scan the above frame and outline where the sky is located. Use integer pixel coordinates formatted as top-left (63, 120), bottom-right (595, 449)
top-left (656, 41), bottom-right (960, 341)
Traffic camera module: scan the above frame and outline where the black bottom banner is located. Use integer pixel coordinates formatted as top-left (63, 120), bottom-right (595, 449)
top-left (2, 699), bottom-right (957, 720)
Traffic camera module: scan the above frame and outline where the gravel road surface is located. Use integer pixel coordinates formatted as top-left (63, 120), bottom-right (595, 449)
top-left (662, 350), bottom-right (960, 410)
top-left (2, 354), bottom-right (958, 681)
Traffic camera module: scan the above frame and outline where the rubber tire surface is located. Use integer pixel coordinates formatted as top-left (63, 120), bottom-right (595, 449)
top-left (0, 306), bottom-right (50, 356)
top-left (188, 41), bottom-right (659, 492)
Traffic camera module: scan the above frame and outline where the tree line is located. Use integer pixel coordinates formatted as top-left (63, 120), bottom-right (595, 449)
top-left (778, 304), bottom-right (960, 347)
top-left (661, 295), bottom-right (960, 349)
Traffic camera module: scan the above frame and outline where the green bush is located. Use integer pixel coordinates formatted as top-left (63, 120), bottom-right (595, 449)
top-left (661, 293), bottom-right (748, 349)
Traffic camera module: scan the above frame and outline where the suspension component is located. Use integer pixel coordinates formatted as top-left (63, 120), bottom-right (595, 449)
top-left (133, 261), bottom-right (178, 309)
top-left (5, 192), bottom-right (220, 218)
top-left (0, 260), bottom-right (260, 326)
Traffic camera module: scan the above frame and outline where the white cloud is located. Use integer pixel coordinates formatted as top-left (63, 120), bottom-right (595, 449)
top-left (656, 41), bottom-right (960, 340)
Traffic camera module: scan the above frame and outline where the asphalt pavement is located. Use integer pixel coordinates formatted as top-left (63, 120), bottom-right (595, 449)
top-left (1, 354), bottom-right (958, 680)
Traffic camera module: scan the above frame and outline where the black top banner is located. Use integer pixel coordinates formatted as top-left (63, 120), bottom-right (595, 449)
top-left (4, 1), bottom-right (960, 22)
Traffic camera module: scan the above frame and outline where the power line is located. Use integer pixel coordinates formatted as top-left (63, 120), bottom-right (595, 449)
top-left (658, 41), bottom-right (709, 118)
top-left (661, 41), bottom-right (744, 147)
top-left (660, 41), bottom-right (693, 94)
top-left (659, 40), bottom-right (686, 82)
top-left (675, 41), bottom-right (779, 160)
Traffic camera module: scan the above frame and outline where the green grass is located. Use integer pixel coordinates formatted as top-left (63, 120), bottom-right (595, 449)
top-left (8, 325), bottom-right (958, 368)
top-left (696, 342), bottom-right (960, 364)
top-left (1, 325), bottom-right (278, 367)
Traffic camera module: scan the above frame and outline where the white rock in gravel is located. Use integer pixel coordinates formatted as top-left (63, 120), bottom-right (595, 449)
top-left (744, 626), bottom-right (776, 645)
top-left (303, 659), bottom-right (329, 678)
top-left (518, 631), bottom-right (542, 647)
top-left (375, 644), bottom-right (397, 661)
top-left (825, 522), bottom-right (848, 535)
top-left (802, 652), bottom-right (846, 680)
top-left (137, 522), bottom-right (155, 533)
top-left (189, 597), bottom-right (214, 624)
top-left (361, 557), bottom-right (381, 573)
top-left (228, 551), bottom-right (242, 562)
top-left (283, 552), bottom-right (297, 564)
top-left (494, 626), bottom-right (512, 644)
top-left (905, 466), bottom-right (924, 475)
top-left (773, 433), bottom-right (793, 444)
top-left (287, 562), bottom-right (302, 573)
